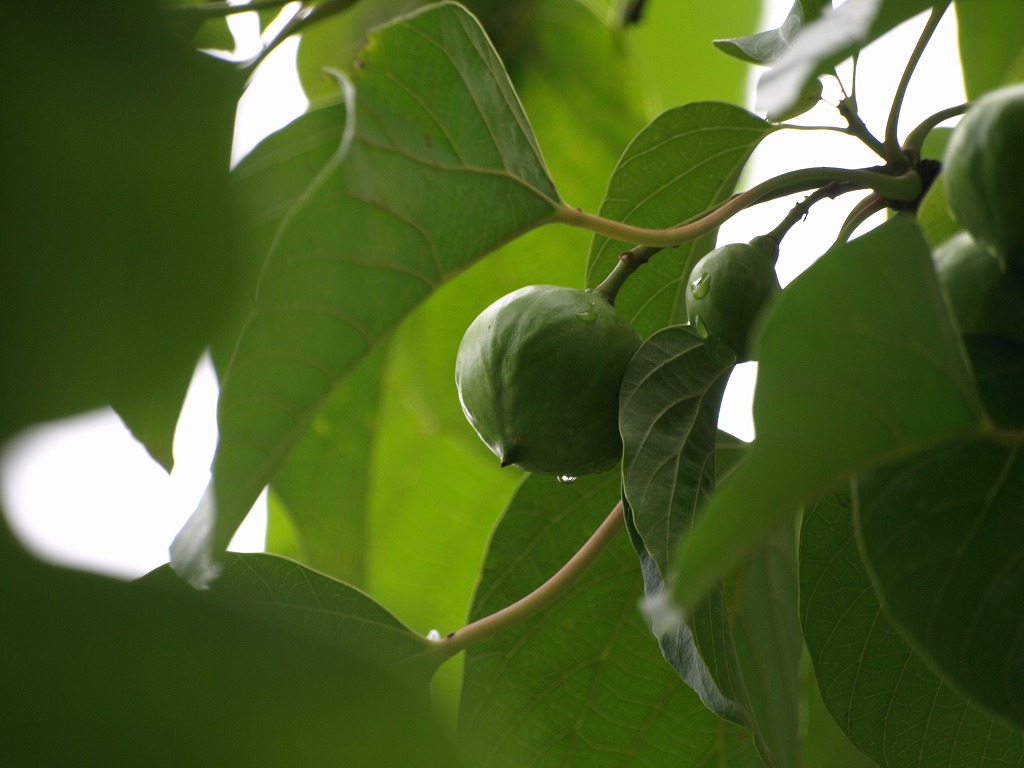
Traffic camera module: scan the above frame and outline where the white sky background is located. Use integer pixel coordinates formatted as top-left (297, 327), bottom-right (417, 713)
top-left (0, 1), bottom-right (965, 579)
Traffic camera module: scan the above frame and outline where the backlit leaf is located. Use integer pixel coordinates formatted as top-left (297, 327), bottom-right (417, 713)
top-left (171, 2), bottom-right (560, 586)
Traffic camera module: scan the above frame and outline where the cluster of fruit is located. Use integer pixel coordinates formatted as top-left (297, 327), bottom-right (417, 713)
top-left (455, 84), bottom-right (1023, 478)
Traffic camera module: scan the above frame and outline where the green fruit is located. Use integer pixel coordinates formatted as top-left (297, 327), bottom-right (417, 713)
top-left (943, 83), bottom-right (1024, 269)
top-left (455, 285), bottom-right (642, 477)
top-left (685, 236), bottom-right (781, 361)
top-left (933, 230), bottom-right (1024, 343)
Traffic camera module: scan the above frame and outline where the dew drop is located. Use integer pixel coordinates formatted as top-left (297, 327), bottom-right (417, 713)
top-left (576, 305), bottom-right (597, 322)
top-left (426, 629), bottom-right (442, 642)
top-left (689, 272), bottom-right (710, 299)
top-left (557, 475), bottom-right (577, 484)
top-left (692, 314), bottom-right (709, 339)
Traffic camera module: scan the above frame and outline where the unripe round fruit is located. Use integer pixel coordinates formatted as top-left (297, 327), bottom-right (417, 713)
top-left (685, 236), bottom-right (781, 361)
top-left (933, 230), bottom-right (1024, 344)
top-left (455, 285), bottom-right (642, 477)
top-left (943, 83), bottom-right (1024, 269)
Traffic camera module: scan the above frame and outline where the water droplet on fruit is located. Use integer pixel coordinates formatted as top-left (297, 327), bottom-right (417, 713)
top-left (576, 305), bottom-right (597, 322)
top-left (690, 272), bottom-right (710, 299)
top-left (692, 314), bottom-right (709, 339)
top-left (557, 475), bottom-right (577, 484)
top-left (426, 629), bottom-right (442, 642)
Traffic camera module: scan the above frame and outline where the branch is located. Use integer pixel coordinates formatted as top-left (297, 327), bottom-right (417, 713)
top-left (556, 166), bottom-right (922, 248)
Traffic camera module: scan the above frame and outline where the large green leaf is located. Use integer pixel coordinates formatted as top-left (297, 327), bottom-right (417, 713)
top-left (458, 473), bottom-right (761, 767)
top-left (801, 491), bottom-right (1024, 767)
top-left (1, 1), bottom-right (240, 438)
top-left (756, 0), bottom-right (940, 118)
top-left (296, 0), bottom-right (552, 104)
top-left (955, 0), bottom-right (1024, 98)
top-left (1, 522), bottom-right (463, 768)
top-left (171, 2), bottom-right (561, 586)
top-left (854, 339), bottom-right (1024, 729)
top-left (670, 215), bottom-right (985, 613)
top-left (586, 102), bottom-right (774, 338)
top-left (268, 344), bottom-right (387, 586)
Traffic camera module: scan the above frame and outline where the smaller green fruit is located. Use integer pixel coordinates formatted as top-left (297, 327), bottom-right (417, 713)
top-left (685, 236), bottom-right (781, 361)
top-left (455, 285), bottom-right (642, 477)
top-left (943, 83), bottom-right (1024, 269)
top-left (933, 230), bottom-right (1024, 344)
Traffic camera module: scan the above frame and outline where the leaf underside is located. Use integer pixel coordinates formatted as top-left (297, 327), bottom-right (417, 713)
top-left (171, 2), bottom-right (561, 586)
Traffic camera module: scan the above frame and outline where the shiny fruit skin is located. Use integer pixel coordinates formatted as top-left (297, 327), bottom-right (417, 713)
top-left (685, 236), bottom-right (781, 361)
top-left (943, 83), bottom-right (1024, 270)
top-left (455, 285), bottom-right (642, 477)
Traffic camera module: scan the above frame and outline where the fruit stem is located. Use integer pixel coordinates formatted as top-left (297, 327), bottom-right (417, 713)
top-left (593, 247), bottom-right (659, 302)
top-left (765, 183), bottom-right (858, 252)
top-left (883, 3), bottom-right (950, 165)
top-left (838, 97), bottom-right (887, 159)
top-left (835, 193), bottom-right (886, 243)
top-left (422, 500), bottom-right (625, 665)
top-left (902, 103), bottom-right (969, 158)
top-left (557, 166), bottom-right (922, 248)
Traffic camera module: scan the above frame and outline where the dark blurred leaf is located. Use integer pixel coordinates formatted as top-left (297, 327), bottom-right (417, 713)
top-left (0, 0), bottom-right (241, 438)
top-left (1, 523), bottom-right (463, 768)
top-left (111, 362), bottom-right (195, 472)
top-left (801, 490), bottom-right (1024, 767)
top-left (142, 550), bottom-right (435, 681)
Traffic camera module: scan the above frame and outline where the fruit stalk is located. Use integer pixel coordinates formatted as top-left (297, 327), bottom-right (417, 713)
top-left (883, 2), bottom-right (950, 164)
top-left (424, 501), bottom-right (626, 664)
